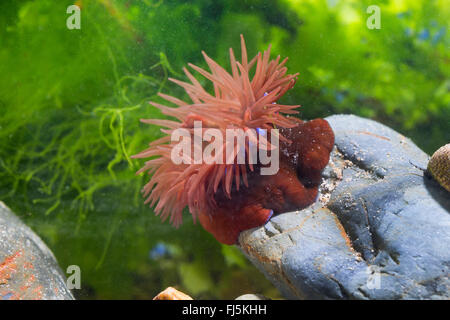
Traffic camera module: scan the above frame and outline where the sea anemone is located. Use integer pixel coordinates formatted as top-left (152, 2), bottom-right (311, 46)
top-left (132, 35), bottom-right (334, 244)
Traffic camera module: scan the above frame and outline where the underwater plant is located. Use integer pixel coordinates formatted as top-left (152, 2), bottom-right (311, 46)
top-left (133, 35), bottom-right (335, 245)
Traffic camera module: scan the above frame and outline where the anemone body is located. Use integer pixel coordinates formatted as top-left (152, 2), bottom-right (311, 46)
top-left (132, 35), bottom-right (335, 244)
top-left (199, 119), bottom-right (335, 244)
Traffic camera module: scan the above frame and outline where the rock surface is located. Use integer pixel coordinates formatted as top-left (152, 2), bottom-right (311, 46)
top-left (238, 114), bottom-right (450, 299)
top-left (0, 201), bottom-right (74, 300)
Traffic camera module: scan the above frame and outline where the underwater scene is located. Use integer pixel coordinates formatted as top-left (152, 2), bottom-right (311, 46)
top-left (0, 0), bottom-right (449, 301)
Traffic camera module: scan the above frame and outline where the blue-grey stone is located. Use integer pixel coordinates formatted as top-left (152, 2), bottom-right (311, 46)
top-left (0, 201), bottom-right (74, 300)
top-left (239, 114), bottom-right (450, 299)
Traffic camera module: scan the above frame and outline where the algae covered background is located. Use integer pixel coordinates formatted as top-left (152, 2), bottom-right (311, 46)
top-left (0, 0), bottom-right (448, 299)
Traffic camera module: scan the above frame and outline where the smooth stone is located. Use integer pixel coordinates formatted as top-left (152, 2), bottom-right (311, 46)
top-left (238, 114), bottom-right (450, 299)
top-left (0, 201), bottom-right (74, 300)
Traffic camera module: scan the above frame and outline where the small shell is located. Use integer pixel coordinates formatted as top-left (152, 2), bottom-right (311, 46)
top-left (427, 143), bottom-right (450, 192)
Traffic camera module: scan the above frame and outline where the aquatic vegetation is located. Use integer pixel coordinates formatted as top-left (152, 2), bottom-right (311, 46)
top-left (133, 36), bottom-right (334, 244)
top-left (0, 1), bottom-right (279, 299)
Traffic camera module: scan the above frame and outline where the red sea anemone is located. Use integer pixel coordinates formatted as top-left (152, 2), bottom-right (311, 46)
top-left (132, 35), bottom-right (334, 244)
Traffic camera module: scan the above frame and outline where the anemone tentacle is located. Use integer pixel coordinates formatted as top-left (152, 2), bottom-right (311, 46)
top-left (132, 35), bottom-right (300, 226)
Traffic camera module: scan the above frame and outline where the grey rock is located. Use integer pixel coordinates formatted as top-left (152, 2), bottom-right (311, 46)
top-left (0, 201), bottom-right (74, 300)
top-left (238, 114), bottom-right (450, 299)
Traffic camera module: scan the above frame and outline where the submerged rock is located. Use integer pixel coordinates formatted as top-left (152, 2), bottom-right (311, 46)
top-left (239, 114), bottom-right (450, 299)
top-left (0, 201), bottom-right (74, 300)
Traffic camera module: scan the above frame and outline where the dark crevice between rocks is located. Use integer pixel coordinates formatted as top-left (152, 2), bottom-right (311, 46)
top-left (333, 144), bottom-right (385, 181)
top-left (387, 251), bottom-right (400, 265)
top-left (321, 148), bottom-right (380, 263)
top-left (286, 234), bottom-right (296, 246)
top-left (327, 275), bottom-right (349, 299)
top-left (326, 195), bottom-right (376, 263)
top-left (360, 197), bottom-right (379, 261)
top-left (263, 221), bottom-right (281, 238)
top-left (371, 232), bottom-right (401, 266)
top-left (418, 275), bottom-right (450, 297)
top-left (269, 221), bottom-right (284, 235)
top-left (323, 143), bottom-right (412, 264)
top-left (357, 287), bottom-right (370, 299)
